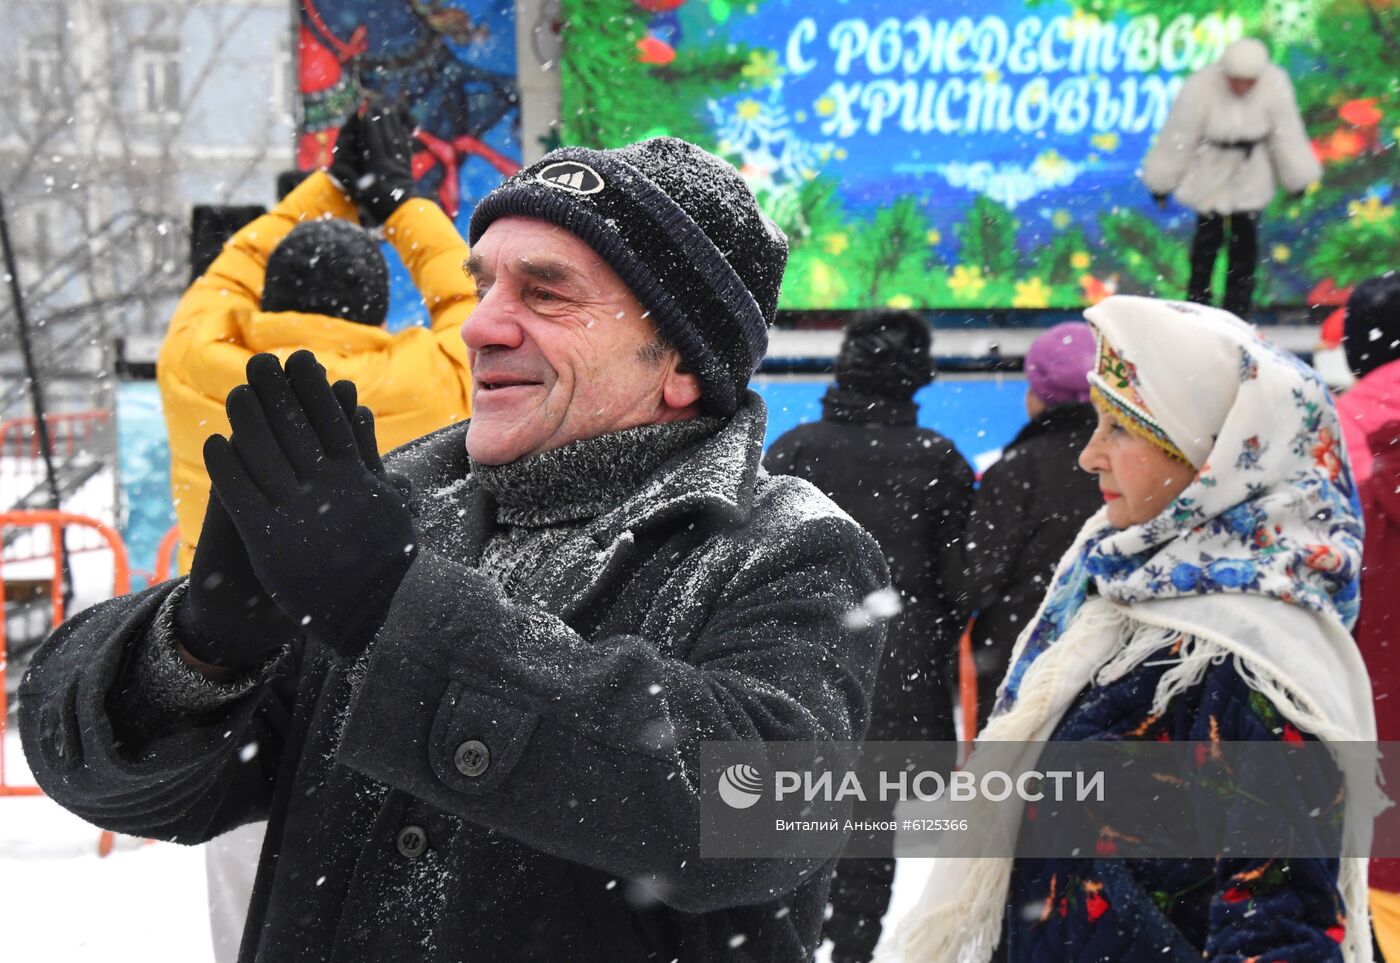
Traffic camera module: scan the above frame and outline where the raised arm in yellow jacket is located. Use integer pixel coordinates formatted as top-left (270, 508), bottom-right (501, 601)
top-left (158, 171), bottom-right (475, 574)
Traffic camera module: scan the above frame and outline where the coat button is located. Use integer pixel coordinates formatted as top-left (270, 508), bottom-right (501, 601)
top-left (454, 739), bottom-right (490, 777)
top-left (396, 824), bottom-right (428, 859)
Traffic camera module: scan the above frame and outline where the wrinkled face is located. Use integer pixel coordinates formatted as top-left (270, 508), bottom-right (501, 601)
top-left (462, 217), bottom-right (701, 465)
top-left (1226, 76), bottom-right (1257, 98)
top-left (1078, 406), bottom-right (1198, 528)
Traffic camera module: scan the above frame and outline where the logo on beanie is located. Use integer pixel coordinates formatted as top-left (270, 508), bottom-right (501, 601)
top-left (536, 161), bottom-right (604, 196)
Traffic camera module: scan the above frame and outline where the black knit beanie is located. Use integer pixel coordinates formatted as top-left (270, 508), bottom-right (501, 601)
top-left (468, 137), bottom-right (788, 416)
top-left (835, 309), bottom-right (936, 399)
top-left (261, 219), bottom-right (390, 326)
top-left (1344, 272), bottom-right (1400, 379)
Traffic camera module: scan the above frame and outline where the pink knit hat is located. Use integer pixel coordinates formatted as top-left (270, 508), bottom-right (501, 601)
top-left (1025, 322), bottom-right (1095, 407)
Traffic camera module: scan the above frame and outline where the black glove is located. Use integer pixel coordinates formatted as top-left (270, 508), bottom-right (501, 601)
top-left (327, 111), bottom-right (365, 197)
top-left (205, 351), bottom-right (417, 662)
top-left (1152, 192), bottom-right (1169, 209)
top-left (355, 105), bottom-right (417, 225)
top-left (174, 379), bottom-right (360, 670)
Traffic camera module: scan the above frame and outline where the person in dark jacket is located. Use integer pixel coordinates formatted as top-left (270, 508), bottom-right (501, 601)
top-left (961, 322), bottom-right (1102, 731)
top-left (763, 309), bottom-right (973, 963)
top-left (19, 138), bottom-right (889, 963)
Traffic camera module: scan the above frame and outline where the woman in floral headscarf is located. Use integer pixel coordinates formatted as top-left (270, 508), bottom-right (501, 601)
top-left (892, 296), bottom-right (1377, 963)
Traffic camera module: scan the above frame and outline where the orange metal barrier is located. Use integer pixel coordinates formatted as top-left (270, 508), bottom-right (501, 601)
top-left (1, 510), bottom-right (130, 855)
top-left (958, 619), bottom-right (979, 746)
top-left (153, 524), bottom-right (180, 584)
top-left (0, 410), bottom-right (112, 459)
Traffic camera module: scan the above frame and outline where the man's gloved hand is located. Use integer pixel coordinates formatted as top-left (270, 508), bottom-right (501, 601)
top-left (327, 111), bottom-right (365, 198)
top-left (205, 350), bottom-right (418, 662)
top-left (174, 379), bottom-right (362, 670)
top-left (175, 488), bottom-right (299, 671)
top-left (355, 105), bottom-right (418, 226)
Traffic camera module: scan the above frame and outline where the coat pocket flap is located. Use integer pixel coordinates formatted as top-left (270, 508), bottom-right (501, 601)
top-left (429, 682), bottom-right (539, 796)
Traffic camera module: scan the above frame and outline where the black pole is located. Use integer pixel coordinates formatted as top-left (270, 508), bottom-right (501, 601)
top-left (0, 189), bottom-right (73, 607)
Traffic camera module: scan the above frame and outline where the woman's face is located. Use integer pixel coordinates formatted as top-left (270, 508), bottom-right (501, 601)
top-left (1078, 406), bottom-right (1199, 528)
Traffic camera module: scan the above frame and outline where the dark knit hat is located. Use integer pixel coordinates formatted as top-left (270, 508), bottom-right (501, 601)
top-left (468, 137), bottom-right (788, 415)
top-left (834, 309), bottom-right (935, 400)
top-left (1344, 272), bottom-right (1400, 379)
top-left (261, 219), bottom-right (389, 327)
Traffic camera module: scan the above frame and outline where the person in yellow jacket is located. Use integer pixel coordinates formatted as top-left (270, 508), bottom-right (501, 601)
top-left (158, 107), bottom-right (476, 963)
top-left (158, 109), bottom-right (474, 576)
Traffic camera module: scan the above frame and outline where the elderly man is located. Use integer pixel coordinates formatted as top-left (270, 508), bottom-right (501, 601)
top-left (20, 138), bottom-right (888, 962)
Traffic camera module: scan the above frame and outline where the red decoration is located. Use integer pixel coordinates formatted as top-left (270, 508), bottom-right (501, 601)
top-left (1320, 306), bottom-right (1347, 348)
top-left (1326, 924), bottom-right (1346, 943)
top-left (636, 35), bottom-right (676, 65)
top-left (1307, 278), bottom-right (1353, 308)
top-left (1314, 97), bottom-right (1384, 164)
top-left (1223, 886), bottom-right (1251, 903)
top-left (1085, 891), bottom-right (1110, 922)
top-left (299, 129), bottom-right (335, 172)
top-left (411, 130), bottom-right (520, 218)
top-left (1340, 97), bottom-right (1382, 128)
top-left (634, 0), bottom-right (687, 11)
top-left (299, 25), bottom-right (342, 95)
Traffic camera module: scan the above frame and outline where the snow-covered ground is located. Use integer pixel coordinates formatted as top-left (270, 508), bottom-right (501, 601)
top-left (0, 730), bottom-right (215, 961)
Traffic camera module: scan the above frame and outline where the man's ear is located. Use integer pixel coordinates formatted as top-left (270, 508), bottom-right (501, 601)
top-left (661, 357), bottom-right (703, 412)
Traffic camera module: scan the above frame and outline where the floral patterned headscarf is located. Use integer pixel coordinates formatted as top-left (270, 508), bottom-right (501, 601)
top-left (999, 296), bottom-right (1363, 710)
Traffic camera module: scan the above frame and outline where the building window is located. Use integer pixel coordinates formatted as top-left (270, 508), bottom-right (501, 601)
top-left (135, 43), bottom-right (181, 119)
top-left (270, 34), bottom-right (294, 123)
top-left (21, 42), bottom-right (62, 120)
top-left (138, 216), bottom-right (184, 277)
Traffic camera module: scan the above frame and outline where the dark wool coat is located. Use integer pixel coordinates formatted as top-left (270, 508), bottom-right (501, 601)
top-left (763, 396), bottom-right (973, 737)
top-left (19, 394), bottom-right (888, 963)
top-left (961, 404), bottom-right (1102, 725)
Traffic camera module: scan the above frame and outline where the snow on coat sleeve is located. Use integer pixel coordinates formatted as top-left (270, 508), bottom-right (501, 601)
top-left (17, 581), bottom-right (296, 844)
top-left (1141, 70), bottom-right (1211, 197)
top-left (335, 503), bottom-right (888, 914)
top-left (1265, 69), bottom-right (1323, 195)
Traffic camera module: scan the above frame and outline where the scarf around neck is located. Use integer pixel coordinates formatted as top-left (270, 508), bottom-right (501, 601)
top-left (470, 415), bottom-right (723, 527)
top-left (1000, 302), bottom-right (1362, 710)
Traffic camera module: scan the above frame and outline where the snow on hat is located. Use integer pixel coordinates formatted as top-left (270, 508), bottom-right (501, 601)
top-left (1343, 271), bottom-right (1400, 379)
top-left (1025, 322), bottom-right (1095, 407)
top-left (1221, 38), bottom-right (1270, 80)
top-left (1084, 296), bottom-right (1245, 468)
top-left (261, 219), bottom-right (389, 326)
top-left (468, 137), bottom-right (789, 416)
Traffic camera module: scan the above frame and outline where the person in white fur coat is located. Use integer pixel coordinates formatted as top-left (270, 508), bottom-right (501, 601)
top-left (1142, 38), bottom-right (1322, 319)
